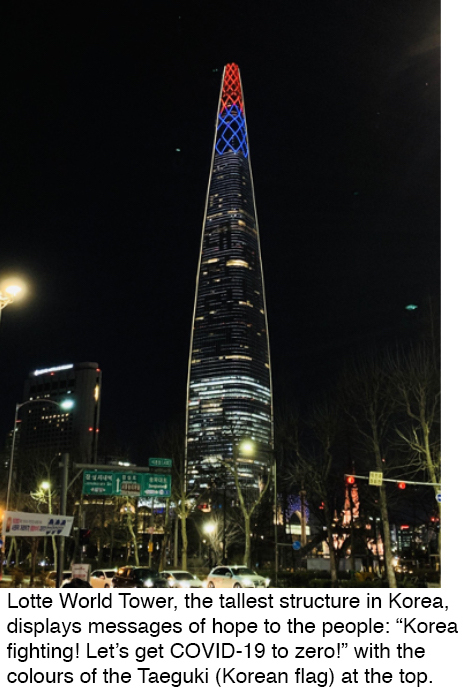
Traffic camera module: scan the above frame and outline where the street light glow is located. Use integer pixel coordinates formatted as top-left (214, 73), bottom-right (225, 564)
top-left (40, 481), bottom-right (51, 490)
top-left (60, 399), bottom-right (74, 410)
top-left (0, 277), bottom-right (26, 296)
top-left (240, 439), bottom-right (255, 455)
top-left (204, 522), bottom-right (216, 535)
top-left (4, 284), bottom-right (22, 297)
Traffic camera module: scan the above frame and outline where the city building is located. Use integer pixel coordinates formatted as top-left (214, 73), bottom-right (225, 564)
top-left (19, 361), bottom-right (102, 465)
top-left (186, 63), bottom-right (273, 491)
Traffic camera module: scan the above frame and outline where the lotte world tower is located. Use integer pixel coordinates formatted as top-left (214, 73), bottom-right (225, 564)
top-left (186, 63), bottom-right (273, 491)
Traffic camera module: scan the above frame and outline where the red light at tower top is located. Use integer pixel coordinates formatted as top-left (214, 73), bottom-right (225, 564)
top-left (346, 475), bottom-right (356, 485)
top-left (397, 481), bottom-right (407, 490)
top-left (220, 63), bottom-right (243, 113)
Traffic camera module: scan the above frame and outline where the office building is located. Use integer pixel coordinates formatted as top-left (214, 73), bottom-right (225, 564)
top-left (19, 361), bottom-right (102, 465)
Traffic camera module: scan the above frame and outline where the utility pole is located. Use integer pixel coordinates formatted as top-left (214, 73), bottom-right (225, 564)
top-left (56, 452), bottom-right (69, 588)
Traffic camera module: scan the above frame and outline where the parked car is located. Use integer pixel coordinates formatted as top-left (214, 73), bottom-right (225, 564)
top-left (111, 566), bottom-right (168, 588)
top-left (206, 565), bottom-right (270, 588)
top-left (158, 570), bottom-right (204, 588)
top-left (90, 568), bottom-right (117, 588)
top-left (45, 570), bottom-right (73, 587)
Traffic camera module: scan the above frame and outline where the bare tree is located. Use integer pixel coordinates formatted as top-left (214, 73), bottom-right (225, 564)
top-left (152, 423), bottom-right (197, 570)
top-left (284, 400), bottom-right (345, 587)
top-left (121, 499), bottom-right (139, 565)
top-left (341, 356), bottom-right (397, 588)
top-left (389, 342), bottom-right (441, 558)
top-left (195, 510), bottom-right (242, 565)
top-left (219, 424), bottom-right (272, 568)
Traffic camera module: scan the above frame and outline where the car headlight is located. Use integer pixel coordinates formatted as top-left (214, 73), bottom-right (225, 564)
top-left (265, 578), bottom-right (271, 586)
top-left (241, 578), bottom-right (253, 586)
top-left (168, 578), bottom-right (175, 587)
top-left (144, 579), bottom-right (153, 587)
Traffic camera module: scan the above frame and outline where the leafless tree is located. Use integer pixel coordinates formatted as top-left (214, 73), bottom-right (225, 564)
top-left (388, 342), bottom-right (441, 557)
top-left (340, 355), bottom-right (397, 587)
top-left (195, 510), bottom-right (242, 565)
top-left (283, 400), bottom-right (345, 587)
top-left (219, 422), bottom-right (272, 568)
top-left (152, 423), bottom-right (197, 570)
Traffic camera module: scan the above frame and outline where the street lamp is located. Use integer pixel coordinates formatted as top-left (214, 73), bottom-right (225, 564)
top-left (0, 277), bottom-right (26, 323)
top-left (1, 398), bottom-right (74, 579)
top-left (31, 480), bottom-right (55, 572)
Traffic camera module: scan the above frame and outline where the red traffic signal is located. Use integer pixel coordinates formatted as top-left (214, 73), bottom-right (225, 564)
top-left (346, 475), bottom-right (356, 485)
top-left (397, 481), bottom-right (407, 490)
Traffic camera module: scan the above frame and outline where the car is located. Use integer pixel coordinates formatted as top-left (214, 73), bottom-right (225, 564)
top-left (45, 570), bottom-right (73, 587)
top-left (206, 565), bottom-right (270, 588)
top-left (90, 568), bottom-right (117, 588)
top-left (111, 566), bottom-right (169, 588)
top-left (158, 570), bottom-right (204, 588)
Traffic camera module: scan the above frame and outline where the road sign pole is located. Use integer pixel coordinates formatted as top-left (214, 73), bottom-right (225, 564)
top-left (56, 453), bottom-right (69, 588)
top-left (148, 497), bottom-right (155, 569)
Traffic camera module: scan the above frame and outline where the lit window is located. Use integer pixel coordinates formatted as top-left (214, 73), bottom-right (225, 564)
top-left (226, 259), bottom-right (249, 269)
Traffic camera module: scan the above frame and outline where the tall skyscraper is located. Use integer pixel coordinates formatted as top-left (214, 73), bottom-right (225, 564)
top-left (19, 362), bottom-right (102, 465)
top-left (186, 63), bottom-right (272, 491)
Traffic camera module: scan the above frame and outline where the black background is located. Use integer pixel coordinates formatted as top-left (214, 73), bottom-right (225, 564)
top-left (1, 1), bottom-right (440, 462)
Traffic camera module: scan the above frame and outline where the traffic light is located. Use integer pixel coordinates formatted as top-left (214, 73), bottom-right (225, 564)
top-left (397, 481), bottom-right (407, 490)
top-left (79, 529), bottom-right (91, 545)
top-left (346, 475), bottom-right (356, 485)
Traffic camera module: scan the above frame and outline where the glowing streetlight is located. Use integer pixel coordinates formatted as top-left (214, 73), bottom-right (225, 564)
top-left (204, 522), bottom-right (216, 535)
top-left (240, 439), bottom-right (255, 456)
top-left (0, 277), bottom-right (26, 321)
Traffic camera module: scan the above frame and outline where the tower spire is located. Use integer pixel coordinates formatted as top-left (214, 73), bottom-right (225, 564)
top-left (216, 63), bottom-right (248, 157)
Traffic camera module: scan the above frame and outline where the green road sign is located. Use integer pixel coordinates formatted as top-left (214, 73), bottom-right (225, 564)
top-left (149, 458), bottom-right (172, 468)
top-left (114, 472), bottom-right (142, 497)
top-left (82, 470), bottom-right (171, 498)
top-left (82, 470), bottom-right (115, 496)
top-left (142, 473), bottom-right (171, 497)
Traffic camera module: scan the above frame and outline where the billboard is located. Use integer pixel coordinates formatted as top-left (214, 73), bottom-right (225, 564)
top-left (1, 511), bottom-right (74, 537)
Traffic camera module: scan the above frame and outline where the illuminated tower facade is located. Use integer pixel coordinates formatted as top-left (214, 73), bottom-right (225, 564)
top-left (186, 63), bottom-right (272, 491)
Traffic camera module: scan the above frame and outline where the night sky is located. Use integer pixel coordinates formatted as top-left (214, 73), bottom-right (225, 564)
top-left (1, 1), bottom-right (440, 464)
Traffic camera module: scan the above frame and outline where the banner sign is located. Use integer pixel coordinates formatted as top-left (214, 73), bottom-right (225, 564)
top-left (1, 511), bottom-right (74, 537)
top-left (72, 564), bottom-right (91, 581)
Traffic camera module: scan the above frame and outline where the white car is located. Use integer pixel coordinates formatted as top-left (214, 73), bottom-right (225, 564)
top-left (206, 565), bottom-right (270, 588)
top-left (158, 570), bottom-right (204, 588)
top-left (90, 569), bottom-right (117, 588)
